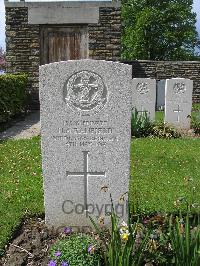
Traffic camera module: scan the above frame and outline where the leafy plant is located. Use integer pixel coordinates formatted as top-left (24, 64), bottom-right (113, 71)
top-left (169, 213), bottom-right (200, 265)
top-left (131, 108), bottom-right (181, 139)
top-left (131, 107), bottom-right (153, 138)
top-left (169, 176), bottom-right (200, 265)
top-left (191, 111), bottom-right (200, 135)
top-left (48, 234), bottom-right (101, 266)
top-left (192, 103), bottom-right (200, 112)
top-left (0, 73), bottom-right (28, 123)
top-left (122, 0), bottom-right (199, 60)
top-left (151, 122), bottom-right (181, 139)
top-left (90, 196), bottom-right (150, 266)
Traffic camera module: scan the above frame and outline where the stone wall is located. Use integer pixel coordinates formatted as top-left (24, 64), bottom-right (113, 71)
top-left (6, 6), bottom-right (40, 107)
top-left (130, 60), bottom-right (200, 103)
top-left (89, 7), bottom-right (121, 60)
top-left (5, 1), bottom-right (121, 109)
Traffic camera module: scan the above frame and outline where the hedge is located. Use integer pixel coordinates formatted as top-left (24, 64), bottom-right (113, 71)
top-left (0, 73), bottom-right (28, 123)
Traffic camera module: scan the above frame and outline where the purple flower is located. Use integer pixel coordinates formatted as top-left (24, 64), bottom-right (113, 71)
top-left (143, 218), bottom-right (149, 225)
top-left (54, 250), bottom-right (62, 257)
top-left (88, 244), bottom-right (95, 254)
top-left (48, 260), bottom-right (56, 266)
top-left (61, 262), bottom-right (69, 266)
top-left (64, 227), bottom-right (72, 234)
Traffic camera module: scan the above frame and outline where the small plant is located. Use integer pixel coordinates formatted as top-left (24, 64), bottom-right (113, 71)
top-left (169, 213), bottom-right (200, 265)
top-left (131, 108), bottom-right (153, 138)
top-left (48, 234), bottom-right (101, 266)
top-left (169, 177), bottom-right (200, 265)
top-left (192, 103), bottom-right (200, 112)
top-left (191, 111), bottom-right (200, 135)
top-left (90, 195), bottom-right (150, 266)
top-left (191, 103), bottom-right (200, 135)
top-left (151, 122), bottom-right (181, 139)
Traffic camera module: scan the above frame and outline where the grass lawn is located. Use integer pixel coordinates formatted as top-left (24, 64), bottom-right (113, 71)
top-left (0, 136), bottom-right (200, 255)
top-left (130, 138), bottom-right (200, 213)
top-left (0, 137), bottom-right (43, 255)
top-left (155, 111), bottom-right (164, 122)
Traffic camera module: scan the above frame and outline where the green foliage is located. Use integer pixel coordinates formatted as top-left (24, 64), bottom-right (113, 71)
top-left (191, 110), bottom-right (200, 134)
top-left (49, 234), bottom-right (101, 266)
top-left (131, 108), bottom-right (180, 139)
top-left (122, 0), bottom-right (200, 60)
top-left (169, 182), bottom-right (200, 265)
top-left (0, 73), bottom-right (28, 123)
top-left (191, 118), bottom-right (200, 134)
top-left (169, 213), bottom-right (200, 265)
top-left (131, 108), bottom-right (153, 137)
top-left (90, 195), bottom-right (200, 265)
top-left (192, 103), bottom-right (200, 112)
top-left (151, 122), bottom-right (181, 139)
top-left (90, 196), bottom-right (150, 266)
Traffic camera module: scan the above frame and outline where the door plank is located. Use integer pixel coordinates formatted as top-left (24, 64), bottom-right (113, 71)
top-left (40, 26), bottom-right (88, 64)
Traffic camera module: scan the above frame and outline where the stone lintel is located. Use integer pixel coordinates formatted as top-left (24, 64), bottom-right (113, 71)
top-left (28, 7), bottom-right (99, 24)
top-left (5, 1), bottom-right (121, 25)
top-left (4, 1), bottom-right (121, 8)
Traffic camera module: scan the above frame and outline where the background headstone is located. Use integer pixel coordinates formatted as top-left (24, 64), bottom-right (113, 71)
top-left (156, 80), bottom-right (166, 110)
top-left (165, 78), bottom-right (193, 129)
top-left (132, 78), bottom-right (156, 120)
top-left (40, 60), bottom-right (132, 228)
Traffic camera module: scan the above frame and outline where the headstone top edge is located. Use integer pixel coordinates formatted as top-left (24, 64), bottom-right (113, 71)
top-left (132, 78), bottom-right (156, 80)
top-left (39, 59), bottom-right (131, 70)
top-left (166, 78), bottom-right (192, 81)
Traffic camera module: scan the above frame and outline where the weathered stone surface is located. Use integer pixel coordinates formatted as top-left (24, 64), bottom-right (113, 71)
top-left (132, 78), bottom-right (156, 120)
top-left (165, 78), bottom-right (193, 129)
top-left (28, 7), bottom-right (99, 24)
top-left (40, 60), bottom-right (132, 228)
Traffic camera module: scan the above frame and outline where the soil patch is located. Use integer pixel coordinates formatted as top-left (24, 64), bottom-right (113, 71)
top-left (0, 217), bottom-right (59, 266)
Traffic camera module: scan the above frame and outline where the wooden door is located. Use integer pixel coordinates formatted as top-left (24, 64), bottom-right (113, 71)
top-left (40, 26), bottom-right (88, 65)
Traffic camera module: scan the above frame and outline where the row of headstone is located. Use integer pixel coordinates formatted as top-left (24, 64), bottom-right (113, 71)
top-left (132, 78), bottom-right (193, 129)
top-left (40, 60), bottom-right (193, 229)
top-left (132, 78), bottom-right (156, 120)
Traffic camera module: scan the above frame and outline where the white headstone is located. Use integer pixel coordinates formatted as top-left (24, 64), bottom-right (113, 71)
top-left (132, 78), bottom-right (156, 120)
top-left (165, 78), bottom-right (193, 129)
top-left (39, 60), bottom-right (132, 228)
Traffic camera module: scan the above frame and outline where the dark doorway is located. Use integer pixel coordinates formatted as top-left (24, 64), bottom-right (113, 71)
top-left (40, 26), bottom-right (88, 65)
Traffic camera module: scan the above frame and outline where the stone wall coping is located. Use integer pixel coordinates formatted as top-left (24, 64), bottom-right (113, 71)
top-left (4, 1), bottom-right (121, 8)
top-left (132, 60), bottom-right (200, 64)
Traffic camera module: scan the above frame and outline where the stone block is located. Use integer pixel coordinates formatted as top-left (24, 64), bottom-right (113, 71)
top-left (165, 78), bottom-right (193, 129)
top-left (132, 78), bottom-right (156, 120)
top-left (40, 60), bottom-right (132, 228)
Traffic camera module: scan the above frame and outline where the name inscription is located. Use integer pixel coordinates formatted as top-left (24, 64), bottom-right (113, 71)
top-left (52, 119), bottom-right (117, 148)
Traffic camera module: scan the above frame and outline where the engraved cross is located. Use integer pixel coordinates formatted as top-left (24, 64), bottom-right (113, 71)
top-left (173, 105), bottom-right (183, 122)
top-left (66, 151), bottom-right (106, 216)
